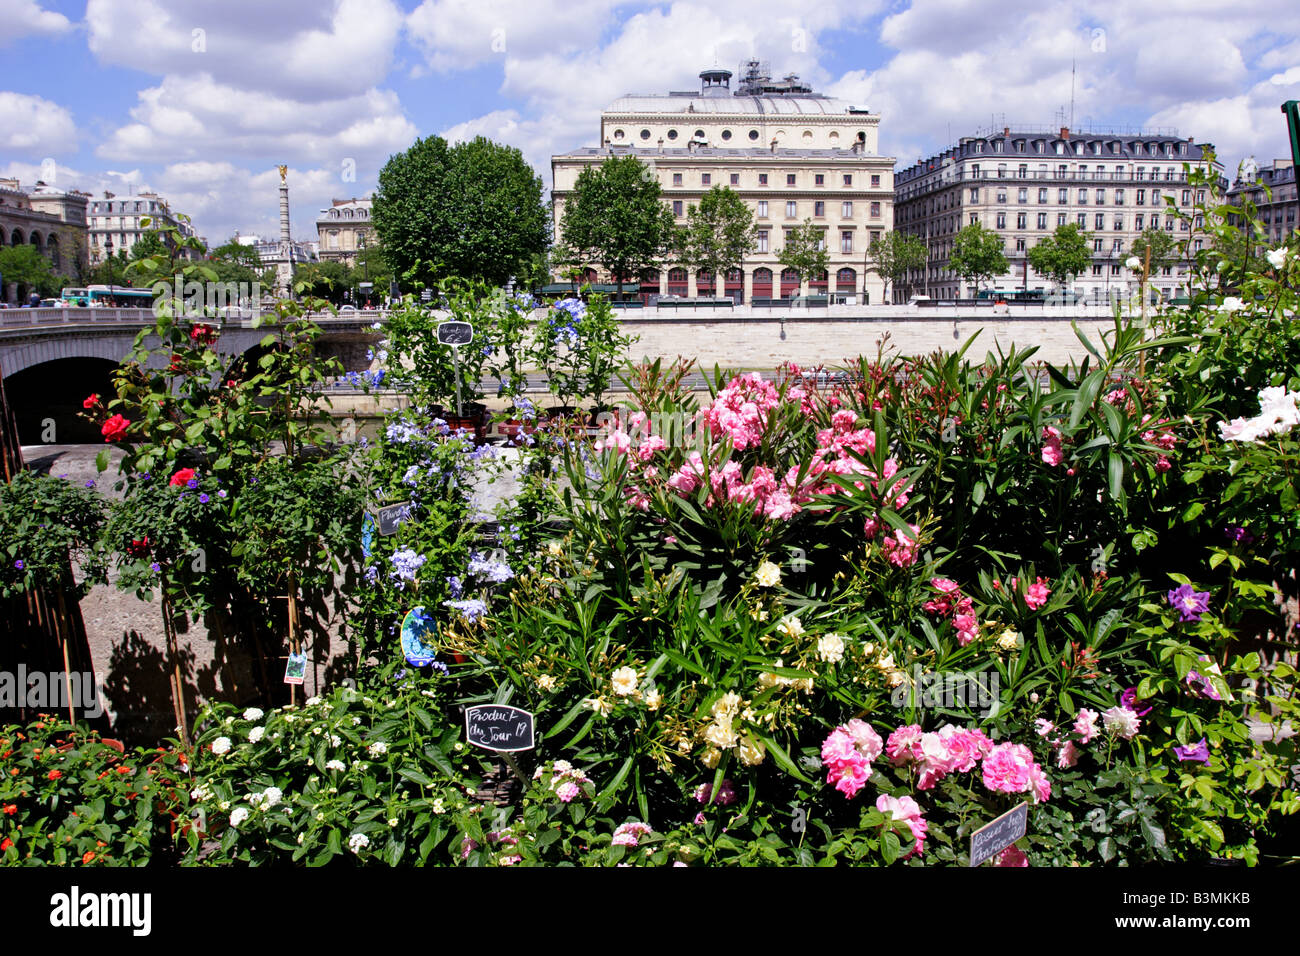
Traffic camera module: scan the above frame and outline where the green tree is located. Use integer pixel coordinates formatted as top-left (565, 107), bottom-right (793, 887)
top-left (948, 222), bottom-right (1010, 295)
top-left (1027, 223), bottom-right (1093, 289)
top-left (293, 261), bottom-right (351, 304)
top-left (1129, 228), bottom-right (1178, 273)
top-left (0, 243), bottom-right (59, 298)
top-left (129, 232), bottom-right (167, 261)
top-left (679, 186), bottom-right (756, 296)
top-left (867, 231), bottom-right (928, 302)
top-left (372, 135), bottom-right (548, 290)
top-left (87, 251), bottom-right (131, 287)
top-left (557, 155), bottom-right (677, 285)
top-left (777, 219), bottom-right (830, 294)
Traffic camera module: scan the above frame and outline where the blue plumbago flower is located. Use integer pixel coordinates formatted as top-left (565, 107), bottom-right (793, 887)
top-left (366, 348), bottom-right (375, 361)
top-left (443, 598), bottom-right (489, 624)
top-left (366, 369), bottom-right (386, 388)
top-left (432, 418), bottom-right (449, 436)
top-left (150, 562), bottom-right (161, 572)
top-left (481, 344), bottom-right (494, 358)
top-left (553, 297), bottom-right (586, 321)
top-left (345, 371), bottom-right (363, 388)
top-left (468, 552), bottom-right (514, 584)
top-left (514, 396), bottom-right (537, 421)
top-left (468, 443), bottom-right (496, 462)
top-left (386, 419), bottom-right (421, 443)
top-left (402, 465), bottom-right (421, 487)
top-left (370, 321), bottom-right (383, 331)
top-left (430, 660), bottom-right (450, 676)
top-left (390, 548), bottom-right (426, 582)
top-left (446, 575), bottom-right (463, 599)
top-left (510, 292), bottom-right (536, 311)
top-left (364, 564), bottom-right (379, 584)
top-left (84, 479), bottom-right (96, 489)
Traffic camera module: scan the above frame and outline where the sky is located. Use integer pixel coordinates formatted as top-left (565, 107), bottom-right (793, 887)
top-left (3, 0), bottom-right (1298, 247)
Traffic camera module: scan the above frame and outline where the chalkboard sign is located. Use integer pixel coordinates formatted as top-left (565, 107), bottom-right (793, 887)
top-left (969, 802), bottom-right (1029, 867)
top-left (437, 321), bottom-right (474, 346)
top-left (376, 501), bottom-right (412, 536)
top-left (465, 703), bottom-right (535, 753)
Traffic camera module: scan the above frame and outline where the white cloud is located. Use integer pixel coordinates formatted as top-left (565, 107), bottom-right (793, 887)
top-left (85, 0), bottom-right (404, 101)
top-left (0, 0), bottom-right (72, 45)
top-left (406, 0), bottom-right (614, 73)
top-left (0, 91), bottom-right (77, 154)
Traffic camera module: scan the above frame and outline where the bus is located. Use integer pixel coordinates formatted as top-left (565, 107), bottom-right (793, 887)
top-left (87, 285), bottom-right (155, 308)
top-left (60, 287), bottom-right (90, 306)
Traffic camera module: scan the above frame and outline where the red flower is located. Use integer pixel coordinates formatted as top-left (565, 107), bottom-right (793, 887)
top-left (167, 354), bottom-right (184, 373)
top-left (127, 537), bottom-right (150, 557)
top-left (1, 805), bottom-right (15, 815)
top-left (169, 468), bottom-right (196, 487)
top-left (47, 770), bottom-right (61, 781)
top-left (189, 323), bottom-right (218, 345)
top-left (0, 838), bottom-right (12, 852)
top-left (83, 394), bottom-right (100, 409)
top-left (101, 414), bottom-right (130, 443)
top-left (81, 850), bottom-right (95, 864)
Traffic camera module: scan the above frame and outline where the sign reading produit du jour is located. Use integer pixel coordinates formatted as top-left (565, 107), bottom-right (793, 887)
top-left (464, 703), bottom-right (535, 753)
top-left (969, 801), bottom-right (1029, 866)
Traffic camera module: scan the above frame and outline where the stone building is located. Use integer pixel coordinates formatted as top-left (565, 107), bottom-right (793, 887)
top-left (0, 178), bottom-right (90, 303)
top-left (895, 126), bottom-right (1225, 303)
top-left (1226, 158), bottom-right (1297, 247)
top-left (551, 62), bottom-right (896, 304)
top-left (316, 197), bottom-right (374, 264)
top-left (88, 190), bottom-right (201, 264)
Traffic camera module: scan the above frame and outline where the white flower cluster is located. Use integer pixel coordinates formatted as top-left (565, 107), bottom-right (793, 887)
top-left (248, 786), bottom-right (283, 810)
top-left (211, 736), bottom-right (232, 755)
top-left (1266, 246), bottom-right (1290, 270)
top-left (1218, 386), bottom-right (1300, 443)
top-left (754, 561), bottom-right (781, 588)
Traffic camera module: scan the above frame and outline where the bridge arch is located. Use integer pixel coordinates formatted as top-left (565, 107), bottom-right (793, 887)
top-left (4, 357), bottom-right (120, 444)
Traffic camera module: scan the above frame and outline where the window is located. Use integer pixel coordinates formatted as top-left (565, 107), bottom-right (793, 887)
top-left (757, 230), bottom-right (768, 253)
top-left (814, 201), bottom-right (825, 217)
top-left (758, 173), bottom-right (768, 186)
top-left (1038, 188), bottom-right (1048, 203)
top-left (997, 190), bottom-right (1007, 204)
top-left (870, 202), bottom-right (881, 218)
top-left (1018, 187), bottom-right (1028, 203)
top-left (998, 164), bottom-right (1007, 178)
top-left (1092, 264), bottom-right (1102, 275)
top-left (1018, 164), bottom-right (1028, 177)
top-left (786, 200), bottom-right (798, 218)
top-left (1096, 189), bottom-right (1106, 205)
top-left (843, 174), bottom-right (853, 186)
top-left (1113, 216), bottom-right (1123, 230)
top-left (1166, 217), bottom-right (1175, 232)
top-left (1037, 212), bottom-right (1047, 229)
top-left (1151, 214), bottom-right (1160, 230)
top-left (871, 174), bottom-right (880, 187)
top-left (1093, 238), bottom-right (1103, 252)
top-left (1077, 213), bottom-right (1087, 228)
top-left (1135, 214), bottom-right (1144, 230)
top-left (1165, 167), bottom-right (1176, 182)
top-left (1015, 237), bottom-right (1026, 252)
top-left (1136, 189), bottom-right (1145, 206)
top-left (1057, 213), bottom-right (1067, 226)
top-left (749, 129), bottom-right (760, 141)
top-left (815, 231), bottom-right (827, 252)
top-left (972, 164), bottom-right (981, 177)
top-left (667, 129), bottom-right (678, 140)
top-left (1151, 188), bottom-right (1160, 203)
top-left (815, 174), bottom-right (825, 186)
top-left (1112, 238), bottom-right (1124, 252)
top-left (971, 213), bottom-right (979, 226)
top-left (1058, 188), bottom-right (1068, 204)
top-left (1079, 188), bottom-right (1088, 204)
top-left (721, 130), bottom-right (732, 141)
top-left (672, 173), bottom-right (683, 186)
top-left (786, 174), bottom-right (796, 187)
top-left (757, 200), bottom-right (768, 217)
top-left (842, 201), bottom-right (854, 218)
top-left (970, 187), bottom-right (980, 202)
top-left (730, 173), bottom-right (740, 186)
top-left (1095, 213), bottom-right (1104, 229)
top-left (1017, 212), bottom-right (1027, 228)
top-left (672, 200), bottom-right (683, 216)
top-left (996, 212), bottom-right (1007, 228)
top-left (841, 231), bottom-right (853, 254)
top-left (1196, 190), bottom-right (1205, 204)
top-left (1136, 166), bottom-right (1145, 181)
top-left (1181, 189), bottom-right (1191, 205)
top-left (701, 173), bottom-right (711, 186)
top-left (1111, 264), bottom-right (1121, 275)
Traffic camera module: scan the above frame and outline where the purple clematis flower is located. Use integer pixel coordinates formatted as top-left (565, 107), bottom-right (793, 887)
top-left (1167, 584), bottom-right (1211, 623)
top-left (1173, 738), bottom-right (1210, 764)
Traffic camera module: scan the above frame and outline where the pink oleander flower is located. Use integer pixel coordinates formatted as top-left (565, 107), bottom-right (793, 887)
top-left (636, 435), bottom-right (668, 459)
top-left (953, 613), bottom-right (980, 646)
top-left (595, 429), bottom-right (632, 455)
top-left (701, 373), bottom-right (780, 450)
top-left (863, 515), bottom-right (882, 539)
top-left (931, 578), bottom-right (961, 594)
top-left (1041, 426), bottom-right (1064, 466)
top-left (880, 524), bottom-right (920, 567)
top-left (1024, 576), bottom-right (1051, 610)
top-left (1074, 708), bottom-right (1100, 744)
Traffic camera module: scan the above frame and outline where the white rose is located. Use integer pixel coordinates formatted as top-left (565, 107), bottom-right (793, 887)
top-left (737, 734), bottom-right (767, 766)
top-left (1266, 247), bottom-right (1288, 269)
top-left (1218, 296), bottom-right (1246, 313)
top-left (776, 616), bottom-right (804, 638)
top-left (1125, 256), bottom-right (1141, 270)
top-left (610, 666), bottom-right (639, 696)
top-left (754, 561), bottom-right (781, 588)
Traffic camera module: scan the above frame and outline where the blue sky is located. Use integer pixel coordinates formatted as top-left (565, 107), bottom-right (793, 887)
top-left (3, 0), bottom-right (1298, 245)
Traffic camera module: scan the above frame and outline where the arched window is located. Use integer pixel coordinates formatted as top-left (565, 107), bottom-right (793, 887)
top-left (751, 267), bottom-right (773, 298)
top-left (836, 267), bottom-right (856, 290)
top-left (780, 268), bottom-right (799, 297)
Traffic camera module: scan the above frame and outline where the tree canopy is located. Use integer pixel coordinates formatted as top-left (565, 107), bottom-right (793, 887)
top-left (1027, 223), bottom-right (1093, 288)
top-left (867, 231), bottom-right (928, 302)
top-left (557, 155), bottom-right (677, 284)
top-left (948, 223), bottom-right (1009, 293)
top-left (678, 186), bottom-right (756, 296)
top-left (372, 134), bottom-right (549, 290)
top-left (777, 219), bottom-right (830, 288)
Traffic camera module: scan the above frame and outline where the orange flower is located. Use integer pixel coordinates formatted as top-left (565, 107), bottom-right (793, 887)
top-left (117, 766), bottom-right (132, 774)
top-left (81, 850), bottom-right (95, 864)
top-left (1, 805), bottom-right (15, 816)
top-left (47, 770), bottom-right (62, 780)
top-left (0, 838), bottom-right (12, 852)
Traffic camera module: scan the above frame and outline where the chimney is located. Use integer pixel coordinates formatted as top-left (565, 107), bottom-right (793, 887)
top-left (1003, 127), bottom-right (1010, 137)
top-left (1060, 126), bottom-right (1070, 140)
top-left (1188, 137), bottom-right (1194, 144)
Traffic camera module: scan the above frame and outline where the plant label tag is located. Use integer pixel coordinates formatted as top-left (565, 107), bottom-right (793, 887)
top-left (465, 704), bottom-right (535, 752)
top-left (437, 321), bottom-right (473, 346)
top-left (970, 801), bottom-right (1028, 866)
top-left (284, 651), bottom-right (307, 686)
top-left (376, 501), bottom-right (412, 536)
top-left (400, 606), bottom-right (437, 667)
